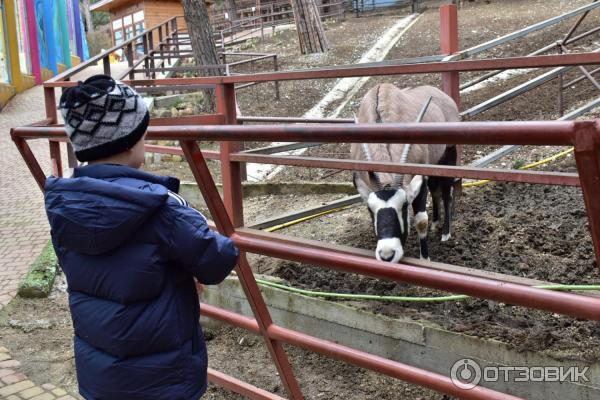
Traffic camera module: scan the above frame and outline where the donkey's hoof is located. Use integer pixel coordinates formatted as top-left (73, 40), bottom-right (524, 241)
top-left (441, 233), bottom-right (451, 242)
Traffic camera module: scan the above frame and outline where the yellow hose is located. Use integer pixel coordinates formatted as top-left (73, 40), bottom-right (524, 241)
top-left (462, 147), bottom-right (574, 188)
top-left (266, 147), bottom-right (575, 232)
top-left (265, 205), bottom-right (353, 232)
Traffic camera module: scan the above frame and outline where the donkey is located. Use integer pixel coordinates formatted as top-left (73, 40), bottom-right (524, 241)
top-left (351, 83), bottom-right (460, 262)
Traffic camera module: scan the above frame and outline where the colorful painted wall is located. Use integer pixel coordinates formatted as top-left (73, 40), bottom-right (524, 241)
top-left (0, 0), bottom-right (89, 108)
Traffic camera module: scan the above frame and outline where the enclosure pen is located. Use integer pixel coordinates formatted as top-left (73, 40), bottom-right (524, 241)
top-left (12, 3), bottom-right (600, 399)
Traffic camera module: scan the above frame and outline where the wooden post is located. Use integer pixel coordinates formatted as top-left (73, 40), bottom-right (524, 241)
top-left (289, 0), bottom-right (329, 54)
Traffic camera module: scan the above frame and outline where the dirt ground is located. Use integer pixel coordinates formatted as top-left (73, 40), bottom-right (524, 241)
top-left (0, 274), bottom-right (445, 400)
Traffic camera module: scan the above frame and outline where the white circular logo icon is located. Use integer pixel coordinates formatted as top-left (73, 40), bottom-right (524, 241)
top-left (450, 358), bottom-right (482, 390)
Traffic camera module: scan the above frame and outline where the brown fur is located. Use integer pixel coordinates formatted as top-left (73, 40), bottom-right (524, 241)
top-left (351, 83), bottom-right (459, 190)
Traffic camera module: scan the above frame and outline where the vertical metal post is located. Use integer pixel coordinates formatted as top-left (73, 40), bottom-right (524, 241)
top-left (66, 144), bottom-right (77, 170)
top-left (158, 25), bottom-right (164, 62)
top-left (44, 87), bottom-right (57, 124)
top-left (149, 31), bottom-right (156, 79)
top-left (165, 22), bottom-right (172, 65)
top-left (216, 83), bottom-right (245, 227)
top-left (172, 18), bottom-right (179, 56)
top-left (49, 140), bottom-right (63, 177)
top-left (273, 55), bottom-right (280, 100)
top-left (179, 141), bottom-right (304, 400)
top-left (558, 44), bottom-right (565, 117)
top-left (440, 4), bottom-right (461, 163)
top-left (103, 56), bottom-right (111, 76)
top-left (574, 121), bottom-right (600, 271)
top-left (51, 80), bottom-right (62, 176)
top-left (143, 34), bottom-right (150, 77)
top-left (126, 43), bottom-right (135, 80)
top-left (440, 5), bottom-right (460, 107)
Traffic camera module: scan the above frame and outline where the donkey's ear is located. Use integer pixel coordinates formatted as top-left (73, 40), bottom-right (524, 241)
top-left (353, 172), bottom-right (372, 202)
top-left (406, 175), bottom-right (423, 203)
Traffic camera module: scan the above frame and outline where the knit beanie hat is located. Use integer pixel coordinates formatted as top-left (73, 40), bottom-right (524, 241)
top-left (59, 74), bottom-right (149, 162)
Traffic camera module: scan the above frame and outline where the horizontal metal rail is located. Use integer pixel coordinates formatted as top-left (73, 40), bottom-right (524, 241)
top-left (144, 145), bottom-right (220, 161)
top-left (459, 25), bottom-right (600, 91)
top-left (230, 153), bottom-right (580, 186)
top-left (208, 368), bottom-right (285, 400)
top-left (237, 116), bottom-right (354, 123)
top-left (201, 304), bottom-right (522, 400)
top-left (450, 1), bottom-right (600, 60)
top-left (230, 228), bottom-right (600, 320)
top-left (44, 52), bottom-right (600, 87)
top-left (12, 121), bottom-right (584, 145)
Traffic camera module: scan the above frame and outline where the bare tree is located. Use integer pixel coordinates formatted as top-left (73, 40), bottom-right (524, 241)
top-left (81, 0), bottom-right (94, 33)
top-left (225, 0), bottom-right (238, 22)
top-left (290, 0), bottom-right (329, 54)
top-left (182, 0), bottom-right (224, 112)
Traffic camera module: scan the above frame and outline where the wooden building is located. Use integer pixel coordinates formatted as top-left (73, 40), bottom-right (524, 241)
top-left (90, 0), bottom-right (217, 50)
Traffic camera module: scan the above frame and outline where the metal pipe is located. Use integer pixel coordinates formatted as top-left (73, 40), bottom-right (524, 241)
top-left (44, 53), bottom-right (600, 88)
top-left (237, 116), bottom-right (353, 123)
top-left (230, 230), bottom-right (600, 320)
top-left (231, 151), bottom-right (579, 186)
top-left (563, 66), bottom-right (600, 88)
top-left (562, 0), bottom-right (598, 43)
top-left (201, 304), bottom-right (522, 400)
top-left (208, 368), bottom-right (286, 400)
top-left (11, 121), bottom-right (582, 146)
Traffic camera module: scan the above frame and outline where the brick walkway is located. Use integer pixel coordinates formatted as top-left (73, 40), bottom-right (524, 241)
top-left (0, 64), bottom-right (130, 307)
top-left (0, 65), bottom-right (139, 399)
top-left (0, 347), bottom-right (75, 400)
top-left (0, 85), bottom-right (52, 307)
top-left (0, 86), bottom-right (74, 399)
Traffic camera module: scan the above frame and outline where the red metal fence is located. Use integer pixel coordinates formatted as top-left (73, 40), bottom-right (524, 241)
top-left (11, 4), bottom-right (600, 400)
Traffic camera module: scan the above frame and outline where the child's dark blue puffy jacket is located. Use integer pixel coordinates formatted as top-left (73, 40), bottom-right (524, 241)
top-left (44, 164), bottom-right (239, 400)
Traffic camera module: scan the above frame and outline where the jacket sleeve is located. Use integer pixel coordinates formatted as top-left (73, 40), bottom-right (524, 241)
top-left (168, 206), bottom-right (239, 284)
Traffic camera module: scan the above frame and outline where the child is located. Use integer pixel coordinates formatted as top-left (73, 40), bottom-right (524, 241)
top-left (44, 75), bottom-right (239, 399)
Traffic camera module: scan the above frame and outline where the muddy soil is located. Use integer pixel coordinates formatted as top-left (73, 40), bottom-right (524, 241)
top-left (0, 275), bottom-right (445, 400)
top-left (263, 155), bottom-right (600, 363)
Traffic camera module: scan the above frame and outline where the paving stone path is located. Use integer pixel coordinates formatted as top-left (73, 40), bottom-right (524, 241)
top-left (0, 86), bottom-right (79, 398)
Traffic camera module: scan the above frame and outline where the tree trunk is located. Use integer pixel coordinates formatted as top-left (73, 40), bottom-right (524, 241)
top-left (290, 0), bottom-right (329, 54)
top-left (81, 0), bottom-right (94, 33)
top-left (182, 0), bottom-right (223, 112)
top-left (225, 0), bottom-right (238, 21)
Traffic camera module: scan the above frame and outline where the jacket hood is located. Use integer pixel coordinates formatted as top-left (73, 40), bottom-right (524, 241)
top-left (45, 164), bottom-right (176, 255)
